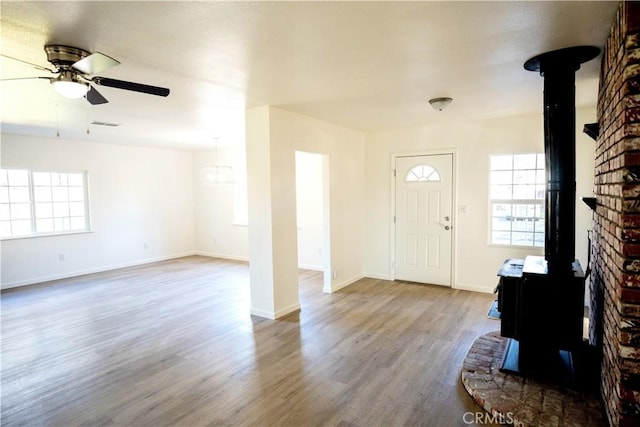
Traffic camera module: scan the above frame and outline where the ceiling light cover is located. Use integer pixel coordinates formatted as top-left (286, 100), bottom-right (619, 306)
top-left (200, 166), bottom-right (234, 185)
top-left (429, 97), bottom-right (453, 111)
top-left (52, 80), bottom-right (89, 99)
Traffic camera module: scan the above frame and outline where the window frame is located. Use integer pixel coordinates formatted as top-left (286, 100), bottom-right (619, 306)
top-left (488, 154), bottom-right (545, 248)
top-left (404, 164), bottom-right (441, 182)
top-left (1, 167), bottom-right (92, 240)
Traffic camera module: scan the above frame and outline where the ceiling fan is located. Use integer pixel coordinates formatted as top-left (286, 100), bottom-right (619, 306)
top-left (1, 45), bottom-right (170, 104)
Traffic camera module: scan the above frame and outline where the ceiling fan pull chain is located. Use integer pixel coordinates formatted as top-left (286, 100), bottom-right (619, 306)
top-left (56, 103), bottom-right (60, 138)
top-left (86, 101), bottom-right (90, 135)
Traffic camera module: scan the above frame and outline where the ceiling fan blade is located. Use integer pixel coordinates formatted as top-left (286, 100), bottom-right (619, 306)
top-left (85, 85), bottom-right (109, 105)
top-left (72, 52), bottom-right (120, 75)
top-left (1, 54), bottom-right (55, 73)
top-left (0, 76), bottom-right (51, 81)
top-left (92, 76), bottom-right (170, 97)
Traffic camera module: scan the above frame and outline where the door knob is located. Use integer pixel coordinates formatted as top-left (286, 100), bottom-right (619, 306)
top-left (444, 225), bottom-right (450, 230)
top-left (444, 216), bottom-right (450, 221)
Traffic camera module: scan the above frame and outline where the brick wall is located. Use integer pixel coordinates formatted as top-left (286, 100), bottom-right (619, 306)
top-left (591, 2), bottom-right (640, 425)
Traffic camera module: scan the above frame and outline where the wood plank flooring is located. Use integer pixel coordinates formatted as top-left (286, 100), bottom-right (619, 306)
top-left (1, 256), bottom-right (500, 426)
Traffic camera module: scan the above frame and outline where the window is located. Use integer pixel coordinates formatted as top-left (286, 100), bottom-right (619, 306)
top-left (405, 164), bottom-right (441, 182)
top-left (0, 169), bottom-right (31, 237)
top-left (1, 169), bottom-right (90, 238)
top-left (489, 154), bottom-right (545, 247)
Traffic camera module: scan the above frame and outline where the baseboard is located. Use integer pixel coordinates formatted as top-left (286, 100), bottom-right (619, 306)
top-left (196, 251), bottom-right (250, 262)
top-left (298, 263), bottom-right (323, 271)
top-left (364, 273), bottom-right (393, 281)
top-left (250, 302), bottom-right (301, 320)
top-left (275, 302), bottom-right (301, 319)
top-left (359, 274), bottom-right (495, 295)
top-left (197, 253), bottom-right (325, 272)
top-left (360, 274), bottom-right (496, 294)
top-left (250, 307), bottom-right (276, 319)
top-left (1, 251), bottom-right (197, 290)
top-left (452, 282), bottom-right (495, 294)
top-left (324, 274), bottom-right (364, 293)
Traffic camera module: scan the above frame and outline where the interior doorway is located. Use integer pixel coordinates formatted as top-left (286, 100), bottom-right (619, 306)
top-left (295, 151), bottom-right (331, 292)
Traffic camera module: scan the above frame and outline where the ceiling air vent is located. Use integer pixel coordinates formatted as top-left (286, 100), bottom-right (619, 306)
top-left (91, 120), bottom-right (121, 127)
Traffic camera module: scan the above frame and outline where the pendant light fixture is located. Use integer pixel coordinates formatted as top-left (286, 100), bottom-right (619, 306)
top-left (200, 137), bottom-right (234, 185)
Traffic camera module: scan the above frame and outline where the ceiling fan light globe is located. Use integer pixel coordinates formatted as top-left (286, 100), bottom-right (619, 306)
top-left (52, 80), bottom-right (89, 99)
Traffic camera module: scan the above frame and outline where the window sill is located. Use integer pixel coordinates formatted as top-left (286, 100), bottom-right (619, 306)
top-left (488, 243), bottom-right (544, 250)
top-left (1, 230), bottom-right (95, 241)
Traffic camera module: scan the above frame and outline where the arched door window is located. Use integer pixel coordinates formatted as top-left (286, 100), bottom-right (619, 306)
top-left (404, 164), bottom-right (441, 182)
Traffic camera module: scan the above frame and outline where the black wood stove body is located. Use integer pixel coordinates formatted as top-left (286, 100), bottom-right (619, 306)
top-left (496, 46), bottom-right (600, 379)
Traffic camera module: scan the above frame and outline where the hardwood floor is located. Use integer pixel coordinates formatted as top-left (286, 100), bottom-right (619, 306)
top-left (1, 256), bottom-right (500, 426)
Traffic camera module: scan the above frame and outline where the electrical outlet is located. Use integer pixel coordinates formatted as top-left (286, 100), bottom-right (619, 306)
top-left (143, 242), bottom-right (149, 250)
top-left (58, 253), bottom-right (65, 261)
top-left (332, 269), bottom-right (337, 280)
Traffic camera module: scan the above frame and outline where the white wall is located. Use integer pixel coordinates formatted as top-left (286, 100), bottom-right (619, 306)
top-left (245, 106), bottom-right (281, 317)
top-left (270, 107), bottom-right (366, 291)
top-left (244, 106), bottom-right (365, 318)
top-left (1, 134), bottom-right (195, 288)
top-left (364, 107), bottom-right (596, 293)
top-left (192, 146), bottom-right (249, 260)
top-left (575, 108), bottom-right (597, 304)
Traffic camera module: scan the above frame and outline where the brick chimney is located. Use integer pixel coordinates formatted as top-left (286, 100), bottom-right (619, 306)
top-left (591, 2), bottom-right (640, 425)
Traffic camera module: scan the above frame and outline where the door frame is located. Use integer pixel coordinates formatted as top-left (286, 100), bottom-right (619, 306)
top-left (390, 149), bottom-right (457, 286)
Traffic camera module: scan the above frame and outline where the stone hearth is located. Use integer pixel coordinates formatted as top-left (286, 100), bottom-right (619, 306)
top-left (461, 332), bottom-right (605, 426)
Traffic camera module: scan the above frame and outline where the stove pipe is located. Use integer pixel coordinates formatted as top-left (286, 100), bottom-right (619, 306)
top-left (524, 46), bottom-right (600, 276)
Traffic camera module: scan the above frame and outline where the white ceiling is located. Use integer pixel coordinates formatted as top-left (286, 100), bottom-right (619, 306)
top-left (0, 1), bottom-right (619, 149)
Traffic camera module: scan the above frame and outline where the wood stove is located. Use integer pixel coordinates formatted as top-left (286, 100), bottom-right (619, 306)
top-left (496, 46), bottom-right (600, 380)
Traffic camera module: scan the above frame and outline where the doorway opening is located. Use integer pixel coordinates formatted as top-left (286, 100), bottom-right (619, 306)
top-left (295, 151), bottom-right (331, 294)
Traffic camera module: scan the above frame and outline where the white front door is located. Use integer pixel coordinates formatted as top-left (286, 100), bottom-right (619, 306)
top-left (394, 154), bottom-right (453, 286)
